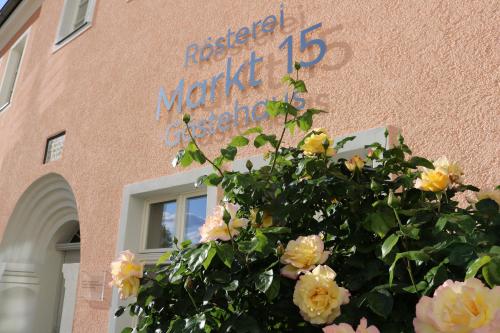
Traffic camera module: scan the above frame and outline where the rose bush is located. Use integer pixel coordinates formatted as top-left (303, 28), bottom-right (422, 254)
top-left (112, 66), bottom-right (500, 332)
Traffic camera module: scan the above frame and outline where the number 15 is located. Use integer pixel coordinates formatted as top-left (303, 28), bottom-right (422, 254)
top-left (279, 23), bottom-right (327, 73)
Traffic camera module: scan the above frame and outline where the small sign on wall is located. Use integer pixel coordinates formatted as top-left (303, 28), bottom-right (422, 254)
top-left (79, 270), bottom-right (108, 302)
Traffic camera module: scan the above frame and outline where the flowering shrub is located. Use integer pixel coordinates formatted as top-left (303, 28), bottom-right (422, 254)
top-left (112, 66), bottom-right (500, 332)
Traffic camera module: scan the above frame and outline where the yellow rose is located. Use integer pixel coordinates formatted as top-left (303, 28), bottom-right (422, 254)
top-left (250, 209), bottom-right (273, 228)
top-left (293, 265), bottom-right (350, 325)
top-left (302, 129), bottom-right (335, 156)
top-left (280, 235), bottom-right (330, 279)
top-left (109, 250), bottom-right (144, 299)
top-left (413, 278), bottom-right (500, 333)
top-left (199, 204), bottom-right (248, 243)
top-left (434, 157), bottom-right (464, 184)
top-left (345, 155), bottom-right (365, 172)
top-left (415, 168), bottom-right (449, 192)
top-left (476, 190), bottom-right (500, 207)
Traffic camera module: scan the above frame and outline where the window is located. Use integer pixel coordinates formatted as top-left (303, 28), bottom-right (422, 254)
top-left (55, 0), bottom-right (95, 45)
top-left (44, 132), bottom-right (66, 163)
top-left (0, 32), bottom-right (28, 111)
top-left (144, 193), bottom-right (208, 251)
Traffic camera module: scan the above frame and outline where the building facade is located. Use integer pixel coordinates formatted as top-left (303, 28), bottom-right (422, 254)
top-left (0, 0), bottom-right (498, 332)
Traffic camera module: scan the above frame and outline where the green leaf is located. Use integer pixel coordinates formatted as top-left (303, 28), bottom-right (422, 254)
top-left (422, 260), bottom-right (449, 295)
top-left (172, 149), bottom-right (193, 168)
top-left (334, 136), bottom-right (356, 151)
top-left (297, 112), bottom-right (312, 131)
top-left (213, 156), bottom-right (225, 168)
top-left (285, 120), bottom-right (296, 135)
top-left (389, 251), bottom-right (431, 286)
top-left (221, 146), bottom-right (237, 161)
top-left (407, 156), bottom-right (435, 169)
top-left (255, 269), bottom-right (274, 293)
top-left (490, 246), bottom-right (500, 255)
top-left (203, 173), bottom-right (223, 186)
top-left (230, 135), bottom-right (249, 147)
top-left (203, 246), bottom-right (217, 269)
top-left (216, 243), bottom-right (234, 268)
top-left (186, 140), bottom-right (197, 152)
top-left (266, 101), bottom-right (298, 117)
top-left (382, 234), bottom-right (400, 258)
top-left (187, 244), bottom-right (211, 272)
top-left (307, 108), bottom-right (326, 115)
top-left (435, 214), bottom-right (476, 234)
top-left (476, 199), bottom-right (499, 217)
top-left (483, 257), bottom-right (500, 286)
top-left (156, 251), bottom-right (172, 265)
top-left (363, 209), bottom-right (397, 238)
top-left (121, 328), bottom-right (133, 333)
top-left (265, 277), bottom-right (280, 301)
top-left (238, 230), bottom-right (269, 254)
top-left (259, 227), bottom-right (291, 234)
top-left (281, 74), bottom-right (293, 84)
top-left (366, 289), bottom-right (394, 318)
top-left (266, 101), bottom-right (284, 117)
top-left (466, 256), bottom-right (491, 279)
top-left (448, 243), bottom-right (475, 266)
top-left (228, 314), bottom-right (261, 333)
top-left (254, 134), bottom-right (277, 148)
top-left (191, 150), bottom-right (206, 164)
top-left (293, 80), bottom-right (307, 93)
top-left (243, 126), bottom-right (263, 135)
top-left (224, 279), bottom-right (239, 292)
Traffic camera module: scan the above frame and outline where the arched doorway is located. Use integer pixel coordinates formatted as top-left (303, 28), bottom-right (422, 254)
top-left (0, 173), bottom-right (80, 333)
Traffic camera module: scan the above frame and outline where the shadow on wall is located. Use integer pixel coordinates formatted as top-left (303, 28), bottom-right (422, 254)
top-left (157, 7), bottom-right (354, 150)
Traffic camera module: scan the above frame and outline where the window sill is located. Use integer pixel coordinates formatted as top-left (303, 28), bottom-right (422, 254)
top-left (0, 101), bottom-right (11, 113)
top-left (52, 22), bottom-right (92, 54)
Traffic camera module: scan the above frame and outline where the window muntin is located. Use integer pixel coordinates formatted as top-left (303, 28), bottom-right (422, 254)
top-left (56, 0), bottom-right (95, 45)
top-left (143, 192), bottom-right (207, 251)
top-left (0, 33), bottom-right (28, 111)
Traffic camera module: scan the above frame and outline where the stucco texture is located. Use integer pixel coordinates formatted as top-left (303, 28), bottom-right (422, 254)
top-left (0, 0), bottom-right (498, 331)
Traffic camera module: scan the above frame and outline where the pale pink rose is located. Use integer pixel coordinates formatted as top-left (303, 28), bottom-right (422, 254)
top-left (323, 318), bottom-right (380, 333)
top-left (199, 204), bottom-right (248, 243)
top-left (413, 278), bottom-right (500, 333)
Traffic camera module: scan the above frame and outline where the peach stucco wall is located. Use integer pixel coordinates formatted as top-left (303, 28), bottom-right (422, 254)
top-left (0, 0), bottom-right (498, 331)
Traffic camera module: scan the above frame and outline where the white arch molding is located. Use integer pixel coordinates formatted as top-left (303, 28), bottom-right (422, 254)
top-left (0, 173), bottom-right (80, 333)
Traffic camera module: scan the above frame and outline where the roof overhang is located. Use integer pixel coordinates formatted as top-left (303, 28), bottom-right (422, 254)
top-left (0, 0), bottom-right (43, 55)
top-left (0, 0), bottom-right (23, 28)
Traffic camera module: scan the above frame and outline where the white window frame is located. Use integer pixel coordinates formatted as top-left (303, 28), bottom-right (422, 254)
top-left (0, 29), bottom-right (29, 113)
top-left (141, 189), bottom-right (207, 256)
top-left (109, 126), bottom-right (398, 333)
top-left (110, 166), bottom-right (218, 332)
top-left (53, 0), bottom-right (96, 51)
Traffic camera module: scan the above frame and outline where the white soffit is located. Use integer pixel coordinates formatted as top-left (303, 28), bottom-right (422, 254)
top-left (0, 0), bottom-right (43, 54)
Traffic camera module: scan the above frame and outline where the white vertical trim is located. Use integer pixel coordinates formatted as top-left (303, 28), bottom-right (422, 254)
top-left (59, 263), bottom-right (80, 333)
